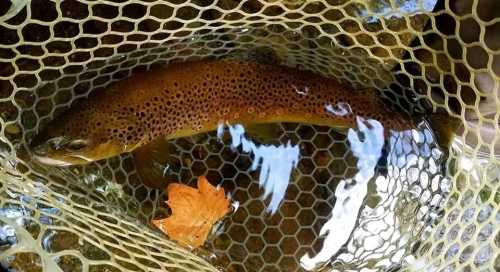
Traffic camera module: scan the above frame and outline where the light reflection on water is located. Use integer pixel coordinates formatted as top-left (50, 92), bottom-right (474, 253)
top-left (326, 121), bottom-right (449, 271)
top-left (220, 123), bottom-right (300, 214)
top-left (218, 116), bottom-right (449, 271)
top-left (301, 117), bottom-right (385, 270)
top-left (359, 0), bottom-right (438, 23)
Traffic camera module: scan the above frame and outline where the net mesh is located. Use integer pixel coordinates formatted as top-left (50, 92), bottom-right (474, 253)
top-left (0, 0), bottom-right (498, 271)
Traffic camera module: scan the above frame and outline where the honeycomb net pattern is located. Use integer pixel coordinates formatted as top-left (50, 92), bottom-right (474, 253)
top-left (0, 0), bottom-right (498, 271)
top-left (158, 122), bottom-right (451, 272)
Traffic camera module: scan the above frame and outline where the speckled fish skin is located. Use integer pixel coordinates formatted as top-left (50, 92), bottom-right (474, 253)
top-left (32, 60), bottom-right (413, 165)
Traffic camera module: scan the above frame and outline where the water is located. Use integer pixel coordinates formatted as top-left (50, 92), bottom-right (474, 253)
top-left (138, 117), bottom-right (449, 271)
top-left (0, 117), bottom-right (449, 272)
top-left (0, 80), bottom-right (451, 272)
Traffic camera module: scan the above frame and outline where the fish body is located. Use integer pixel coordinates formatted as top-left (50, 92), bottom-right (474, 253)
top-left (32, 60), bottom-right (413, 166)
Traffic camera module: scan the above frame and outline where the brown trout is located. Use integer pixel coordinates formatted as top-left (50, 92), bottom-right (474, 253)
top-left (31, 60), bottom-right (413, 167)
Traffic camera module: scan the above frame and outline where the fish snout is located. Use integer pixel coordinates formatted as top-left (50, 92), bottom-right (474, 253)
top-left (30, 136), bottom-right (93, 166)
top-left (30, 136), bottom-right (67, 157)
top-left (32, 143), bottom-right (49, 157)
top-left (30, 141), bottom-right (68, 166)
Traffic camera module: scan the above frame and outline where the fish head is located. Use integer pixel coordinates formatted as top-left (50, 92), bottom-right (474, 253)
top-left (31, 136), bottom-right (126, 166)
top-left (31, 105), bottom-right (144, 166)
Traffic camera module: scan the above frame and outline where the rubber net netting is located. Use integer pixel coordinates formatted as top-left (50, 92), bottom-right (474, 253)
top-left (0, 0), bottom-right (498, 271)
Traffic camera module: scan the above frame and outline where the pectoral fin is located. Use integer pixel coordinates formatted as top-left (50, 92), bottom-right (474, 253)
top-left (133, 137), bottom-right (175, 189)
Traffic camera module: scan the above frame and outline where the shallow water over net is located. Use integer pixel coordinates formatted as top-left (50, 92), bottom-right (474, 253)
top-left (0, 0), bottom-right (499, 271)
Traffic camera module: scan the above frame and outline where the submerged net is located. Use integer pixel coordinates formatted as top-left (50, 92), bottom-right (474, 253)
top-left (0, 0), bottom-right (498, 271)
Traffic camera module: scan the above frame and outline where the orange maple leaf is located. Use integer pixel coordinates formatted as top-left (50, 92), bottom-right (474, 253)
top-left (152, 176), bottom-right (230, 248)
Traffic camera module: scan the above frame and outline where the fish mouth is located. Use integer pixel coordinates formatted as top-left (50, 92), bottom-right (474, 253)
top-left (32, 152), bottom-right (93, 166)
top-left (31, 140), bottom-right (127, 166)
top-left (32, 154), bottom-right (75, 167)
top-left (31, 142), bottom-right (94, 166)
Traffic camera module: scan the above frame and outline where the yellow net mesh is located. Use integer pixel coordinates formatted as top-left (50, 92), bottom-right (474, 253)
top-left (0, 0), bottom-right (498, 271)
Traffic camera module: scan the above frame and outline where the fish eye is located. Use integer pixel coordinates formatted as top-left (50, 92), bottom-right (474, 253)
top-left (66, 139), bottom-right (87, 151)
